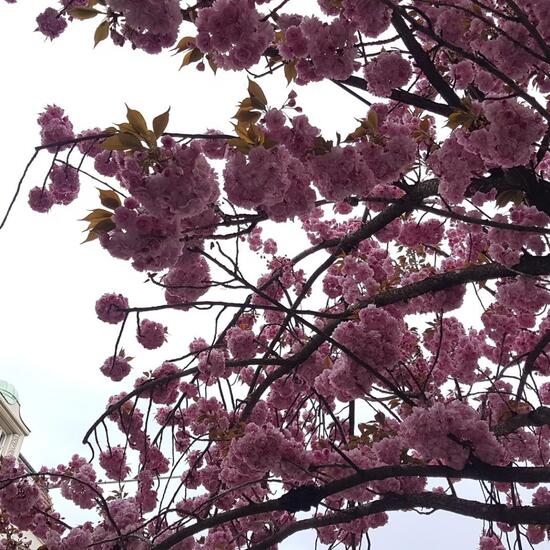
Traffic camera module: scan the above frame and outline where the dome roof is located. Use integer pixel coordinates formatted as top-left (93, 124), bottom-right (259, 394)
top-left (0, 380), bottom-right (19, 406)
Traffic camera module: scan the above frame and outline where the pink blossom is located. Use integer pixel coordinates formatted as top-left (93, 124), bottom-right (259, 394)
top-left (95, 293), bottom-right (129, 324)
top-left (36, 8), bottom-right (67, 40)
top-left (137, 319), bottom-right (167, 350)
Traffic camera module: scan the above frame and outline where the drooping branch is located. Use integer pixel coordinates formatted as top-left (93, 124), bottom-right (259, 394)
top-left (516, 330), bottom-right (550, 400)
top-left (241, 253), bottom-right (550, 420)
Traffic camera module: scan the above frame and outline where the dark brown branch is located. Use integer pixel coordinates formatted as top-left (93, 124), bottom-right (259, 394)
top-left (390, 11), bottom-right (463, 109)
top-left (242, 253), bottom-right (550, 420)
top-left (249, 493), bottom-right (550, 550)
top-left (342, 75), bottom-right (454, 117)
top-left (152, 463), bottom-right (550, 549)
top-left (493, 406), bottom-right (550, 436)
top-left (516, 329), bottom-right (550, 400)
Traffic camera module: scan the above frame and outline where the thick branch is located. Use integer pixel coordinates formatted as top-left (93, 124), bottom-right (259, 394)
top-left (494, 406), bottom-right (550, 436)
top-left (390, 11), bottom-right (463, 109)
top-left (342, 75), bottom-right (454, 117)
top-left (249, 493), bottom-right (550, 550)
top-left (152, 463), bottom-right (550, 549)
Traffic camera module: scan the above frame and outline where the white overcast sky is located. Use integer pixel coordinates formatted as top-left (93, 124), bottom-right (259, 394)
top-left (0, 3), bottom-right (486, 548)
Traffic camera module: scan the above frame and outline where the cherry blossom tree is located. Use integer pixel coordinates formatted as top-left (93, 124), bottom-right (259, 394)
top-left (2, 0), bottom-right (550, 549)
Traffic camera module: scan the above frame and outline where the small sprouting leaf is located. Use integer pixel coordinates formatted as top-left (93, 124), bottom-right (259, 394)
top-left (180, 47), bottom-right (203, 68)
top-left (247, 78), bottom-right (267, 109)
top-left (227, 138), bottom-right (252, 154)
top-left (235, 110), bottom-right (262, 125)
top-left (101, 132), bottom-right (143, 151)
top-left (81, 208), bottom-right (113, 222)
top-left (92, 218), bottom-right (116, 233)
top-left (69, 7), bottom-right (101, 20)
top-left (344, 125), bottom-right (367, 143)
top-left (82, 231), bottom-right (99, 243)
top-left (100, 134), bottom-right (125, 151)
top-left (172, 36), bottom-right (195, 53)
top-left (116, 122), bottom-right (136, 134)
top-left (495, 189), bottom-right (524, 208)
top-left (312, 136), bottom-right (333, 155)
top-left (284, 61), bottom-right (297, 85)
top-left (98, 189), bottom-right (122, 210)
top-left (367, 109), bottom-right (378, 131)
top-left (153, 108), bottom-right (170, 138)
top-left (94, 19), bottom-right (110, 47)
top-left (206, 55), bottom-right (218, 74)
top-left (125, 106), bottom-right (148, 136)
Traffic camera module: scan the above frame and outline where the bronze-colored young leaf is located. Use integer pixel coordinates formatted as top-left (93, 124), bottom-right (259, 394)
top-left (93, 19), bottom-right (110, 47)
top-left (181, 47), bottom-right (203, 68)
top-left (366, 109), bottom-right (378, 132)
top-left (235, 110), bottom-right (262, 125)
top-left (116, 122), bottom-right (137, 134)
top-left (101, 134), bottom-right (127, 151)
top-left (82, 231), bottom-right (100, 244)
top-left (237, 97), bottom-right (254, 113)
top-left (234, 123), bottom-right (254, 144)
top-left (495, 189), bottom-right (524, 208)
top-left (312, 136), bottom-right (333, 155)
top-left (206, 55), bottom-right (218, 74)
top-left (152, 108), bottom-right (170, 138)
top-left (120, 132), bottom-right (144, 150)
top-left (247, 78), bottom-right (267, 109)
top-left (173, 36), bottom-right (196, 53)
top-left (80, 208), bottom-right (113, 222)
top-left (125, 106), bottom-right (148, 136)
top-left (284, 61), bottom-right (297, 85)
top-left (98, 189), bottom-right (122, 210)
top-left (69, 6), bottom-right (101, 20)
top-left (227, 138), bottom-right (253, 154)
top-left (344, 125), bottom-right (367, 143)
top-left (92, 218), bottom-right (116, 233)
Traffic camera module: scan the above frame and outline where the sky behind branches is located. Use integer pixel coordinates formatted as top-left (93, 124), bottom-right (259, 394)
top-left (0, 4), bottom-right (482, 548)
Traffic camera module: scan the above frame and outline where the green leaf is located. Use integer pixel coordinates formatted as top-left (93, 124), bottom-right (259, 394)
top-left (94, 19), bottom-right (110, 47)
top-left (152, 108), bottom-right (170, 138)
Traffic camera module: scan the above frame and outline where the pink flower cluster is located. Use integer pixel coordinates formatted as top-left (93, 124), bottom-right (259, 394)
top-left (137, 319), bottom-right (167, 349)
top-left (364, 52), bottom-right (412, 97)
top-left (37, 105), bottom-right (74, 152)
top-left (95, 292), bottom-right (129, 324)
top-left (196, 0), bottom-right (274, 70)
top-left (399, 401), bottom-right (506, 469)
top-left (224, 145), bottom-right (315, 221)
top-left (287, 17), bottom-right (357, 83)
top-left (36, 8), bottom-right (67, 40)
top-left (100, 352), bottom-right (132, 382)
top-left (107, 0), bottom-right (183, 53)
top-left (163, 249), bottom-right (211, 308)
top-left (99, 446), bottom-right (131, 481)
top-left (459, 100), bottom-right (546, 168)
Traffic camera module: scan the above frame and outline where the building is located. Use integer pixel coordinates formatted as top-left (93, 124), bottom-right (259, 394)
top-left (0, 380), bottom-right (44, 550)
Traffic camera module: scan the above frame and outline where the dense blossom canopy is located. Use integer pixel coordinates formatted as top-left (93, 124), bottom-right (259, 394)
top-left (2, 0), bottom-right (550, 549)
